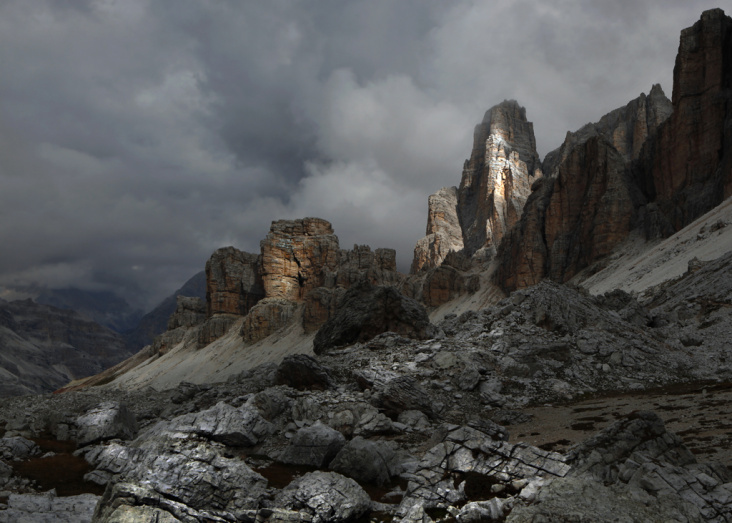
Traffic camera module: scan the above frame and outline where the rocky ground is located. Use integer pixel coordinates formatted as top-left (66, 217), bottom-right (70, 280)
top-left (0, 251), bottom-right (730, 522)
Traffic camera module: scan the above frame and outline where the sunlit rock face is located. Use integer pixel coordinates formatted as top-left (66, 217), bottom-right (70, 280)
top-left (411, 187), bottom-right (463, 274)
top-left (411, 100), bottom-right (542, 276)
top-left (638, 8), bottom-right (732, 231)
top-left (260, 218), bottom-right (340, 301)
top-left (495, 86), bottom-right (673, 293)
top-left (458, 100), bottom-right (543, 260)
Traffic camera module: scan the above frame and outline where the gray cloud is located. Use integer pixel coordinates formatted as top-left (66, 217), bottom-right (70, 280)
top-left (0, 0), bottom-right (722, 309)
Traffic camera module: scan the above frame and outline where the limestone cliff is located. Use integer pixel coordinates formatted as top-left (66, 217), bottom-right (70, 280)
top-left (495, 9), bottom-right (732, 293)
top-left (458, 100), bottom-right (542, 259)
top-left (199, 247), bottom-right (264, 347)
top-left (543, 84), bottom-right (672, 175)
top-left (412, 101), bottom-right (542, 275)
top-left (637, 8), bottom-right (732, 232)
top-left (158, 218), bottom-right (403, 349)
top-left (495, 85), bottom-right (673, 292)
top-left (206, 247), bottom-right (264, 316)
top-left (411, 187), bottom-right (463, 273)
top-left (259, 218), bottom-right (340, 301)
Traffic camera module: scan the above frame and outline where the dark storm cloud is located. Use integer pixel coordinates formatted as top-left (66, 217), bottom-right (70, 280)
top-left (0, 0), bottom-right (723, 309)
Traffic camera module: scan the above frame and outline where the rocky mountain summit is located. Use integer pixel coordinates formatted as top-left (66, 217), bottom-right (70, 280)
top-left (1, 7), bottom-right (732, 523)
top-left (412, 100), bottom-right (542, 274)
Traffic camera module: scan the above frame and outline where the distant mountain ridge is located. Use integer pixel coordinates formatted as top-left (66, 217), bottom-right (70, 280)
top-left (36, 288), bottom-right (143, 333)
top-left (123, 271), bottom-right (206, 350)
top-left (0, 298), bottom-right (133, 396)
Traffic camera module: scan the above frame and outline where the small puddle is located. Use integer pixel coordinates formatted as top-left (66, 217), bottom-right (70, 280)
top-left (11, 438), bottom-right (105, 497)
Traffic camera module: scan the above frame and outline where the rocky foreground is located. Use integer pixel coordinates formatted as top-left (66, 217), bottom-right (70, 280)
top-left (0, 249), bottom-right (731, 522)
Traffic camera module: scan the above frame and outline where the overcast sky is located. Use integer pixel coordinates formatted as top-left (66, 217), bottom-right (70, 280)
top-left (0, 1), bottom-right (723, 310)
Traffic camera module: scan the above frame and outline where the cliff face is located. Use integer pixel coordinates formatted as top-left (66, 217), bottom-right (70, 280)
top-left (165, 218), bottom-right (402, 349)
top-left (206, 247), bottom-right (264, 316)
top-left (259, 218), bottom-right (340, 301)
top-left (638, 8), bottom-right (732, 231)
top-left (543, 85), bottom-right (672, 176)
top-left (411, 187), bottom-right (463, 273)
top-left (458, 100), bottom-right (542, 259)
top-left (412, 101), bottom-right (542, 275)
top-left (495, 84), bottom-right (675, 292)
top-left (495, 9), bottom-right (732, 294)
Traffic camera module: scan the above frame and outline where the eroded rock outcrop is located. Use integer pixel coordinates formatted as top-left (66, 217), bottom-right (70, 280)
top-left (409, 101), bottom-right (542, 308)
top-left (411, 186), bottom-right (463, 273)
top-left (260, 218), bottom-right (340, 301)
top-left (459, 100), bottom-right (543, 259)
top-left (198, 246), bottom-right (264, 346)
top-left (639, 8), bottom-right (732, 231)
top-left (160, 218), bottom-right (405, 348)
top-left (312, 283), bottom-right (436, 354)
top-left (497, 9), bottom-right (732, 293)
top-left (412, 101), bottom-right (542, 275)
top-left (206, 247), bottom-right (263, 316)
top-left (495, 85), bottom-right (673, 292)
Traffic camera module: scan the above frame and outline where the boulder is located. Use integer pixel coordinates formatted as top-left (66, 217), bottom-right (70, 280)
top-left (279, 421), bottom-right (346, 468)
top-left (329, 436), bottom-right (399, 486)
top-left (75, 402), bottom-right (138, 447)
top-left (165, 401), bottom-right (273, 447)
top-left (0, 436), bottom-right (40, 461)
top-left (313, 283), bottom-right (436, 353)
top-left (378, 376), bottom-right (434, 419)
top-left (396, 425), bottom-right (570, 519)
top-left (275, 354), bottom-right (332, 391)
top-left (0, 491), bottom-right (99, 523)
top-left (274, 471), bottom-right (371, 523)
top-left (88, 438), bottom-right (268, 515)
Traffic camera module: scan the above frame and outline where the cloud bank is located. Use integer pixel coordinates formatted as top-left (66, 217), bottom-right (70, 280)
top-left (0, 0), bottom-right (721, 309)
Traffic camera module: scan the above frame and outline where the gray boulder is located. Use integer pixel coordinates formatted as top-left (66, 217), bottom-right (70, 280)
top-left (89, 438), bottom-right (268, 516)
top-left (163, 401), bottom-right (273, 446)
top-left (457, 499), bottom-right (513, 522)
top-left (275, 470), bottom-right (371, 523)
top-left (329, 436), bottom-right (399, 486)
top-left (396, 425), bottom-right (570, 519)
top-left (75, 401), bottom-right (138, 447)
top-left (275, 354), bottom-right (332, 391)
top-left (378, 376), bottom-right (434, 418)
top-left (279, 421), bottom-right (346, 468)
top-left (0, 436), bottom-right (40, 461)
top-left (0, 491), bottom-right (99, 523)
top-left (313, 283), bottom-right (436, 353)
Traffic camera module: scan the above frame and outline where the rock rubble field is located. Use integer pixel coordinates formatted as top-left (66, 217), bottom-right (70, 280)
top-left (0, 248), bottom-right (731, 521)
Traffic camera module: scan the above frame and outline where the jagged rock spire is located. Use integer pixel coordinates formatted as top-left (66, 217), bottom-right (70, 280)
top-left (412, 100), bottom-right (542, 273)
